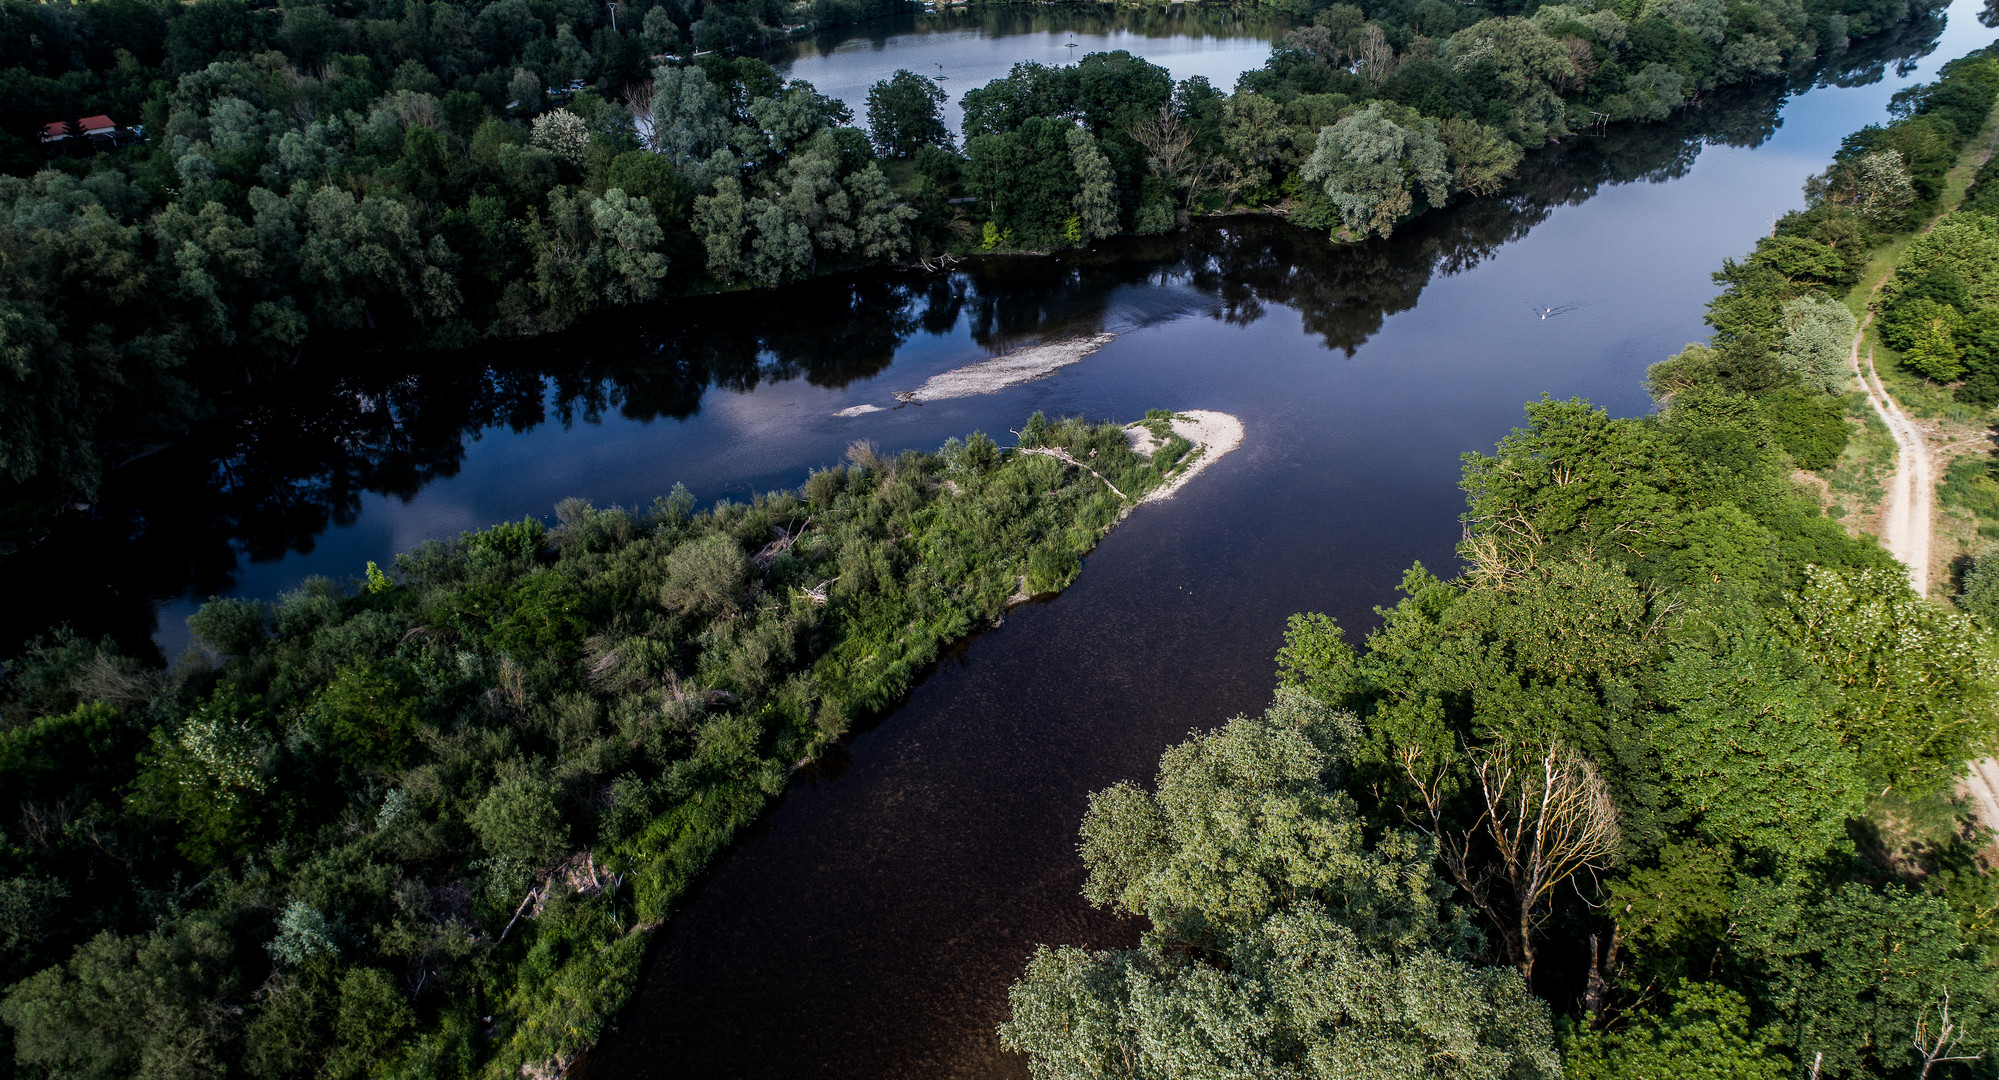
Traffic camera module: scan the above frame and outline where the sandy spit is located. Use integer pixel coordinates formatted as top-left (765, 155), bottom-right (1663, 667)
top-left (1129, 410), bottom-right (1245, 504)
top-left (833, 403), bottom-right (884, 417)
top-left (899, 333), bottom-right (1118, 404)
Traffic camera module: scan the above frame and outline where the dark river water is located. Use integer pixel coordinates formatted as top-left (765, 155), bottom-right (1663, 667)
top-left (10, 3), bottom-right (1995, 1076)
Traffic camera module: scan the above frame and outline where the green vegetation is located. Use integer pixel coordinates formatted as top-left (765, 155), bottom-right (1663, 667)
top-left (0, 413), bottom-right (1195, 1078)
top-left (1000, 58), bottom-right (1999, 1080)
top-left (0, 0), bottom-right (1944, 519)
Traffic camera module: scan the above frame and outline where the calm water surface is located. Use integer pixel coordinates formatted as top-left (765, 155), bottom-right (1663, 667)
top-left (767, 6), bottom-right (1288, 130)
top-left (12, 4), bottom-right (1994, 1076)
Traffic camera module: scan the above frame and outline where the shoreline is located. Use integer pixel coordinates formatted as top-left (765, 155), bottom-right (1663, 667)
top-left (834, 333), bottom-right (1120, 416)
top-left (1126, 410), bottom-right (1245, 506)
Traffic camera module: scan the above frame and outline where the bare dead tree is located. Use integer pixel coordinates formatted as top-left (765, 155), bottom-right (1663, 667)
top-left (1560, 36), bottom-right (1597, 95)
top-left (1916, 989), bottom-right (1985, 1079)
top-left (623, 79), bottom-right (659, 151)
top-left (1402, 738), bottom-right (1621, 983)
top-left (1353, 24), bottom-right (1399, 88)
top-left (1128, 105), bottom-right (1203, 210)
top-left (18, 800), bottom-right (70, 848)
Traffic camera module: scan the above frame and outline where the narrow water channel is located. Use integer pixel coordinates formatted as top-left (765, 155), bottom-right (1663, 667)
top-left (9, 4), bottom-right (1990, 1075)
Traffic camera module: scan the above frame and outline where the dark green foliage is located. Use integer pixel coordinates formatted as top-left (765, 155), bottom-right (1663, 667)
top-left (1005, 58), bottom-right (1999, 1078)
top-left (0, 0), bottom-right (1948, 515)
top-left (0, 415), bottom-right (1188, 1076)
top-left (1759, 387), bottom-right (1850, 468)
top-left (865, 69), bottom-right (951, 158)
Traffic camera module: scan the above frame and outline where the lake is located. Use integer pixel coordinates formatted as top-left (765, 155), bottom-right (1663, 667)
top-left (9, 2), bottom-right (1991, 1076)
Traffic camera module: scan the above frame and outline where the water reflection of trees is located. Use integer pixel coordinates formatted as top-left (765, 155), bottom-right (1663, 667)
top-left (784, 5), bottom-right (1285, 61)
top-left (8, 22), bottom-right (1948, 658)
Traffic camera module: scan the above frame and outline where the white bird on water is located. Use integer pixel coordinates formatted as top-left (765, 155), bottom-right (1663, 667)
top-left (1532, 303), bottom-right (1580, 321)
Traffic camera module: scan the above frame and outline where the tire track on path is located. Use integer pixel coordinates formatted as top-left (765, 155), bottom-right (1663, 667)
top-left (1849, 316), bottom-right (1933, 596)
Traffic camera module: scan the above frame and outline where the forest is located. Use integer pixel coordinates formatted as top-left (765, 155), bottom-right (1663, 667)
top-left (0, 0), bottom-right (1948, 526)
top-left (996, 48), bottom-right (1999, 1080)
top-left (0, 410), bottom-right (1203, 1077)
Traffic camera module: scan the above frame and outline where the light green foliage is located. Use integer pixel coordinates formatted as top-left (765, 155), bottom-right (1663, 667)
top-left (1067, 127), bottom-right (1120, 242)
top-left (1962, 542), bottom-right (1999, 617)
top-left (1776, 296), bottom-right (1857, 393)
top-left (649, 65), bottom-right (732, 175)
top-left (267, 900), bottom-right (340, 968)
top-left (1002, 695), bottom-right (1558, 1080)
top-left (1002, 913), bottom-right (1559, 1080)
top-left (1, 921), bottom-right (236, 1080)
top-left (1564, 981), bottom-right (1792, 1080)
top-left (1301, 103), bottom-right (1451, 240)
top-left (1777, 565), bottom-right (1999, 793)
top-left (589, 188), bottom-right (669, 304)
top-left (1079, 690), bottom-right (1444, 951)
top-left (1844, 149), bottom-right (1920, 226)
top-left (1655, 605), bottom-right (1862, 858)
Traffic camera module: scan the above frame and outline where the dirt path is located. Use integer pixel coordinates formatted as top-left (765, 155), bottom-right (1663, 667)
top-left (1850, 319), bottom-right (1934, 595)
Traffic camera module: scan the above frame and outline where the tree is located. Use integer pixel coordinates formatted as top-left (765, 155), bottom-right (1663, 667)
top-left (1401, 738), bottom-right (1620, 982)
top-left (999, 692), bottom-right (1562, 1080)
top-left (650, 64), bottom-right (732, 175)
top-left (1436, 118), bottom-right (1522, 199)
top-left (959, 60), bottom-right (1075, 138)
top-left (847, 163), bottom-right (917, 262)
top-left (0, 921), bottom-right (237, 1080)
top-left (297, 187), bottom-right (460, 333)
top-left (589, 189), bottom-right (669, 304)
top-left (530, 109), bottom-right (592, 166)
top-left (1777, 565), bottom-right (1999, 794)
top-left (1960, 542), bottom-right (1999, 618)
top-left (693, 171), bottom-right (748, 283)
top-left (1813, 149), bottom-right (1919, 226)
top-left (1740, 884), bottom-right (1999, 1080)
top-left (1654, 603), bottom-right (1863, 859)
top-left (1128, 105), bottom-right (1200, 210)
top-left (865, 70), bottom-right (950, 158)
top-left (1777, 296), bottom-right (1858, 393)
top-left (1067, 127), bottom-right (1119, 241)
top-left (1218, 92), bottom-right (1286, 206)
top-left (1301, 103), bottom-right (1451, 240)
top-left (1564, 981), bottom-right (1793, 1080)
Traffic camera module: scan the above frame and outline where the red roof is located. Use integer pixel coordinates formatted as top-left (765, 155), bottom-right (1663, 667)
top-left (78, 115), bottom-right (114, 133)
top-left (41, 121), bottom-right (66, 138)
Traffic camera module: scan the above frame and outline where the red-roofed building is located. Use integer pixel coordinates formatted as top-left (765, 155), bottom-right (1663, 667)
top-left (40, 115), bottom-right (131, 154)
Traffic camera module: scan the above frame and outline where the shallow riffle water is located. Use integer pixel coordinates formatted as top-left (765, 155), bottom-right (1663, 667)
top-left (12, 3), bottom-right (1995, 1076)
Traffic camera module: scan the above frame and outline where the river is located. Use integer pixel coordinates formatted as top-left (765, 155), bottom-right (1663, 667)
top-left (9, 3), bottom-right (1991, 1076)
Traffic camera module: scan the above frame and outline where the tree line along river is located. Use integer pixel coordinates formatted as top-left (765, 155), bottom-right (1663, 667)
top-left (8, 2), bottom-right (1993, 1075)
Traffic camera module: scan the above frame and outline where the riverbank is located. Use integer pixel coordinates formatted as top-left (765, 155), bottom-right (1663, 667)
top-left (1128, 410), bottom-right (1245, 504)
top-left (0, 409), bottom-right (1253, 1080)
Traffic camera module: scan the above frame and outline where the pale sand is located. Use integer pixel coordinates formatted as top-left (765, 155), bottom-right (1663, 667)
top-left (833, 403), bottom-right (883, 417)
top-left (898, 333), bottom-right (1117, 403)
top-left (1128, 410), bottom-right (1244, 504)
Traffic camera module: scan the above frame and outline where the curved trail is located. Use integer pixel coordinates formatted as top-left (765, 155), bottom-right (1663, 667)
top-left (1850, 317), bottom-right (1934, 595)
